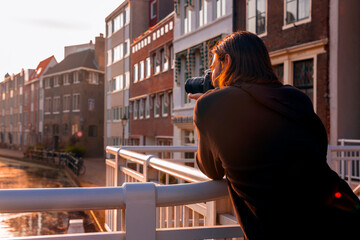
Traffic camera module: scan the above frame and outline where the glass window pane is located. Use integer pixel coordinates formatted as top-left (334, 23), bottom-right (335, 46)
top-left (293, 59), bottom-right (314, 103)
top-left (257, 0), bottom-right (266, 13)
top-left (247, 17), bottom-right (256, 33)
top-left (272, 64), bottom-right (284, 83)
top-left (298, 0), bottom-right (310, 20)
top-left (247, 0), bottom-right (256, 18)
top-left (286, 0), bottom-right (297, 24)
top-left (257, 12), bottom-right (266, 34)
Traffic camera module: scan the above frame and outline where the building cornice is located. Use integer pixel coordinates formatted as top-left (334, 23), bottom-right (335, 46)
top-left (43, 67), bottom-right (104, 78)
top-left (269, 38), bottom-right (328, 58)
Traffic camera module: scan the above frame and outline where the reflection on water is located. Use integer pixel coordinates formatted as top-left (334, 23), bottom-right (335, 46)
top-left (0, 157), bottom-right (96, 238)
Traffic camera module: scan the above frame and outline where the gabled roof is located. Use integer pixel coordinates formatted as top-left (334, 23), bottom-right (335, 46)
top-left (29, 56), bottom-right (56, 81)
top-left (44, 49), bottom-right (99, 76)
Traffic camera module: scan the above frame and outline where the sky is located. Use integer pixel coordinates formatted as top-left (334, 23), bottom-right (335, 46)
top-left (0, 0), bottom-right (125, 79)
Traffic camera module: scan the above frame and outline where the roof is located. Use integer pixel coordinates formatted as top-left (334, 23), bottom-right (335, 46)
top-left (29, 56), bottom-right (55, 81)
top-left (44, 49), bottom-right (99, 76)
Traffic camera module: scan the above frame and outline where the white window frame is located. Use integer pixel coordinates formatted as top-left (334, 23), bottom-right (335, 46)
top-left (215, 0), bottom-right (226, 19)
top-left (283, 0), bottom-right (312, 30)
top-left (161, 49), bottom-right (168, 72)
top-left (63, 94), bottom-right (71, 112)
top-left (246, 0), bottom-right (267, 37)
top-left (53, 96), bottom-right (60, 114)
top-left (154, 95), bottom-right (160, 118)
top-left (198, 0), bottom-right (207, 27)
top-left (124, 72), bottom-right (130, 89)
top-left (133, 101), bottom-right (138, 120)
top-left (107, 21), bottom-right (113, 38)
top-left (44, 97), bottom-right (51, 114)
top-left (139, 99), bottom-right (144, 119)
top-left (89, 72), bottom-right (99, 85)
top-left (54, 76), bottom-right (60, 87)
top-left (183, 4), bottom-right (192, 34)
top-left (133, 64), bottom-right (139, 82)
top-left (72, 93), bottom-right (80, 112)
top-left (63, 74), bottom-right (70, 85)
top-left (150, 1), bottom-right (157, 20)
top-left (73, 72), bottom-right (79, 84)
top-left (146, 57), bottom-right (151, 78)
top-left (145, 96), bottom-right (150, 119)
top-left (161, 94), bottom-right (168, 117)
top-left (139, 60), bottom-right (145, 80)
top-left (44, 78), bottom-right (51, 89)
top-left (125, 5), bottom-right (130, 25)
top-left (124, 39), bottom-right (130, 58)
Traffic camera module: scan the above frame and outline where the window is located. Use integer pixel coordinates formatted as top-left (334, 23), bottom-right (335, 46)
top-left (145, 96), bottom-right (150, 118)
top-left (293, 59), bottom-right (313, 103)
top-left (107, 21), bottom-right (113, 37)
top-left (133, 101), bottom-right (138, 119)
top-left (89, 72), bottom-right (99, 84)
top-left (73, 72), bottom-right (79, 83)
top-left (133, 64), bottom-right (139, 82)
top-left (216, 0), bottom-right (226, 19)
top-left (89, 125), bottom-right (98, 137)
top-left (63, 74), bottom-right (70, 85)
top-left (161, 49), bottom-right (168, 71)
top-left (139, 61), bottom-right (145, 80)
top-left (63, 124), bottom-right (68, 136)
top-left (112, 107), bottom-right (122, 121)
top-left (125, 5), bottom-right (130, 25)
top-left (139, 99), bottom-right (144, 119)
top-left (154, 53), bottom-right (161, 74)
top-left (273, 64), bottom-right (284, 83)
top-left (107, 49), bottom-right (113, 66)
top-left (183, 4), bottom-right (191, 34)
top-left (45, 97), bottom-right (52, 113)
top-left (119, 75), bottom-right (124, 90)
top-left (88, 99), bottom-right (95, 111)
top-left (285, 0), bottom-right (310, 25)
top-left (72, 94), bottom-right (80, 111)
top-left (44, 78), bottom-right (51, 89)
top-left (194, 50), bottom-right (201, 77)
top-left (150, 1), bottom-right (157, 20)
top-left (154, 95), bottom-right (160, 118)
top-left (63, 95), bottom-right (71, 112)
top-left (72, 124), bottom-right (79, 135)
top-left (54, 76), bottom-right (60, 87)
top-left (247, 0), bottom-right (266, 35)
top-left (198, 0), bottom-right (206, 27)
top-left (146, 57), bottom-right (151, 77)
top-left (114, 44), bottom-right (123, 62)
top-left (114, 13), bottom-right (123, 32)
top-left (170, 46), bottom-right (174, 69)
top-left (184, 130), bottom-right (195, 144)
top-left (52, 97), bottom-right (60, 113)
top-left (161, 93), bottom-right (169, 117)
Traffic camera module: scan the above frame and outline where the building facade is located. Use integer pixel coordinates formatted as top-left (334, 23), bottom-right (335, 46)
top-left (104, 0), bottom-right (174, 148)
top-left (129, 12), bottom-right (174, 146)
top-left (234, 0), bottom-right (329, 134)
top-left (23, 56), bottom-right (57, 147)
top-left (42, 35), bottom-right (105, 157)
top-left (173, 0), bottom-right (233, 156)
top-left (0, 70), bottom-right (31, 149)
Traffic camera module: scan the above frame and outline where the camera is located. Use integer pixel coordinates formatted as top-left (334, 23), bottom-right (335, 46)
top-left (185, 69), bottom-right (214, 94)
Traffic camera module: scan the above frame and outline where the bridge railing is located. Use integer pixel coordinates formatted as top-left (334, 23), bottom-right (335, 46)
top-left (105, 145), bottom-right (238, 235)
top-left (328, 139), bottom-right (360, 186)
top-left (0, 181), bottom-right (242, 240)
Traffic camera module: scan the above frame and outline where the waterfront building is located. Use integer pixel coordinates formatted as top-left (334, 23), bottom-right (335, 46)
top-left (42, 35), bottom-right (105, 157)
top-left (233, 0), bottom-right (360, 145)
top-left (0, 70), bottom-right (32, 149)
top-left (172, 0), bottom-right (233, 156)
top-left (23, 56), bottom-right (57, 147)
top-left (104, 0), bottom-right (174, 149)
top-left (129, 12), bottom-right (174, 147)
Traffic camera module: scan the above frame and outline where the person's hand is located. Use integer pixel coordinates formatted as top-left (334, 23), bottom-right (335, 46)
top-left (188, 93), bottom-right (203, 101)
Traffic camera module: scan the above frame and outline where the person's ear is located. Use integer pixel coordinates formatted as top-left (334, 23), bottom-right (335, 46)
top-left (223, 54), bottom-right (231, 69)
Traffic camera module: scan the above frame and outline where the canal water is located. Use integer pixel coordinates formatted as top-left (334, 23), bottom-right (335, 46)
top-left (0, 157), bottom-right (97, 238)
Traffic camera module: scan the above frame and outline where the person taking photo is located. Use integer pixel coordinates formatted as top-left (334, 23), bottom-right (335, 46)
top-left (189, 31), bottom-right (360, 240)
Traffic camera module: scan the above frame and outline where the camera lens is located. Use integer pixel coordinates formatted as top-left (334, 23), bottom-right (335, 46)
top-left (185, 77), bottom-right (205, 94)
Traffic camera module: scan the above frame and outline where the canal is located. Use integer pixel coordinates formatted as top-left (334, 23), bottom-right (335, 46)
top-left (0, 157), bottom-right (97, 238)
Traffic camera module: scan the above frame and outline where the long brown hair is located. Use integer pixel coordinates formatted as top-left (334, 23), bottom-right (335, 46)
top-left (211, 31), bottom-right (280, 87)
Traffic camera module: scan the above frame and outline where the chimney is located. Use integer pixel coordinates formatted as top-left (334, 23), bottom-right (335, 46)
top-left (95, 34), bottom-right (105, 71)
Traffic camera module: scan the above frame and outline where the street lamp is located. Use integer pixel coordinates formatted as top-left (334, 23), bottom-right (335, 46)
top-left (121, 115), bottom-right (128, 146)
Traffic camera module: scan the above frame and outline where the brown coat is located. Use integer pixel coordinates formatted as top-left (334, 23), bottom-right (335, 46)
top-left (194, 82), bottom-right (360, 240)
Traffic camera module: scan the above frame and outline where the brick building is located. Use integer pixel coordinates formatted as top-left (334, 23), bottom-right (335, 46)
top-left (0, 70), bottom-right (31, 149)
top-left (23, 56), bottom-right (57, 147)
top-left (42, 35), bottom-right (105, 157)
top-left (234, 0), bottom-right (329, 132)
top-left (129, 12), bottom-right (174, 146)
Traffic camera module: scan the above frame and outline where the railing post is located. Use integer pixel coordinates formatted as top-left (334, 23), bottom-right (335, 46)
top-left (124, 182), bottom-right (156, 240)
top-left (144, 155), bottom-right (156, 182)
top-left (115, 148), bottom-right (121, 187)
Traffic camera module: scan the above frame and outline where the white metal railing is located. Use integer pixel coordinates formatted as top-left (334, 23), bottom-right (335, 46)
top-left (0, 181), bottom-right (242, 240)
top-left (328, 139), bottom-right (360, 185)
top-left (105, 145), bottom-right (239, 237)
